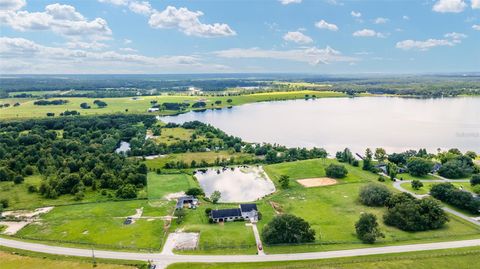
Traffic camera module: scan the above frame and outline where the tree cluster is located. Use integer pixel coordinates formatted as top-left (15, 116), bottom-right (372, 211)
top-left (430, 183), bottom-right (480, 214)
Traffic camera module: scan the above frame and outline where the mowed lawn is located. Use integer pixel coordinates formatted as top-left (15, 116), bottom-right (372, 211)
top-left (0, 251), bottom-right (136, 269)
top-left (401, 181), bottom-right (474, 195)
top-left (145, 151), bottom-right (256, 170)
top-left (147, 173), bottom-right (198, 199)
top-left (173, 203), bottom-right (258, 255)
top-left (0, 90), bottom-right (345, 119)
top-left (167, 246), bottom-right (480, 269)
top-left (16, 200), bottom-right (168, 250)
top-left (396, 173), bottom-right (438, 181)
top-left (260, 159), bottom-right (480, 253)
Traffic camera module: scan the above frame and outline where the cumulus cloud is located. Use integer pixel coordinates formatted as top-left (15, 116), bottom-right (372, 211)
top-left (432, 0), bottom-right (467, 13)
top-left (473, 24), bottom-right (480, 30)
top-left (283, 31), bottom-right (313, 44)
top-left (403, 15), bottom-right (410, 20)
top-left (98, 0), bottom-right (128, 5)
top-left (352, 29), bottom-right (385, 38)
top-left (374, 17), bottom-right (389, 24)
top-left (0, 36), bottom-right (226, 73)
top-left (0, 0), bottom-right (25, 11)
top-left (149, 6), bottom-right (236, 37)
top-left (396, 32), bottom-right (466, 51)
top-left (279, 0), bottom-right (302, 5)
top-left (351, 11), bottom-right (361, 17)
top-left (315, 20), bottom-right (339, 31)
top-left (0, 3), bottom-right (112, 41)
top-left (214, 46), bottom-right (355, 65)
top-left (472, 0), bottom-right (480, 8)
top-left (128, 1), bottom-right (153, 15)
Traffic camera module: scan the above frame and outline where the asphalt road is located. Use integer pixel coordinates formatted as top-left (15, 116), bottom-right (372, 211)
top-left (2, 237), bottom-right (480, 268)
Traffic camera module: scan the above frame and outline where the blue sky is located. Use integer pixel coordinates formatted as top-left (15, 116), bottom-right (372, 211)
top-left (0, 0), bottom-right (479, 74)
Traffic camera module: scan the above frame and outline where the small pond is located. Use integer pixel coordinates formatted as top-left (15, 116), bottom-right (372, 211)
top-left (115, 141), bottom-right (131, 154)
top-left (194, 166), bottom-right (275, 202)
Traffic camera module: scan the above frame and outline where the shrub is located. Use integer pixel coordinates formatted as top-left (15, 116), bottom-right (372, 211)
top-left (384, 196), bottom-right (448, 231)
top-left (262, 214), bottom-right (315, 244)
top-left (407, 157), bottom-right (434, 177)
top-left (116, 184), bottom-right (137, 199)
top-left (473, 185), bottom-right (480, 195)
top-left (27, 185), bottom-right (37, 193)
top-left (205, 208), bottom-right (212, 216)
top-left (471, 174), bottom-right (480, 186)
top-left (186, 187), bottom-right (204, 197)
top-left (438, 159), bottom-right (474, 179)
top-left (0, 199), bottom-right (9, 209)
top-left (13, 175), bottom-right (24, 184)
top-left (359, 183), bottom-right (392, 206)
top-left (411, 179), bottom-right (423, 190)
top-left (431, 183), bottom-right (480, 214)
top-left (355, 213), bottom-right (384, 244)
top-left (325, 164), bottom-right (348, 179)
top-left (279, 175), bottom-right (290, 189)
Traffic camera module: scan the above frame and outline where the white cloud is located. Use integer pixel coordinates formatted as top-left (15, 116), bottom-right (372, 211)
top-left (128, 1), bottom-right (153, 16)
top-left (66, 41), bottom-right (108, 50)
top-left (396, 32), bottom-right (466, 51)
top-left (214, 46), bottom-right (355, 65)
top-left (473, 24), bottom-right (480, 30)
top-left (432, 0), bottom-right (467, 13)
top-left (0, 36), bottom-right (226, 73)
top-left (279, 0), bottom-right (302, 5)
top-left (325, 0), bottom-right (344, 6)
top-left (0, 4), bottom-right (112, 41)
top-left (352, 29), bottom-right (384, 38)
top-left (315, 20), bottom-right (339, 31)
top-left (351, 11), bottom-right (361, 17)
top-left (472, 0), bottom-right (480, 8)
top-left (403, 15), bottom-right (410, 20)
top-left (0, 0), bottom-right (25, 11)
top-left (119, 47), bottom-right (138, 53)
top-left (148, 6), bottom-right (236, 37)
top-left (124, 39), bottom-right (132, 44)
top-left (374, 17), bottom-right (389, 24)
top-left (98, 0), bottom-right (128, 5)
top-left (283, 31), bottom-right (313, 44)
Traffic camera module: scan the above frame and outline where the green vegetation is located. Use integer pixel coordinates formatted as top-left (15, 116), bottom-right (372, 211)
top-left (430, 183), bottom-right (480, 214)
top-left (262, 214), bottom-right (315, 244)
top-left (145, 151), bottom-right (256, 170)
top-left (167, 246), bottom-right (480, 269)
top-left (147, 173), bottom-right (197, 200)
top-left (359, 183), bottom-right (392, 207)
top-left (355, 213), bottom-right (384, 244)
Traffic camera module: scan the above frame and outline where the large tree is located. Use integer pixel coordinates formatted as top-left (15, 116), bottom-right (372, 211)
top-left (355, 213), bottom-right (384, 244)
top-left (407, 157), bottom-right (434, 177)
top-left (262, 214), bottom-right (315, 244)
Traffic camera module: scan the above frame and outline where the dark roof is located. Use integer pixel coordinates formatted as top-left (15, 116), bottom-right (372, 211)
top-left (211, 208), bottom-right (241, 219)
top-left (240, 204), bottom-right (258, 213)
top-left (176, 196), bottom-right (197, 208)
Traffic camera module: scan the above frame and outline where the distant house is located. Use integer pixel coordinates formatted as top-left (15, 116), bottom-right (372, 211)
top-left (210, 204), bottom-right (259, 223)
top-left (432, 163), bottom-right (442, 173)
top-left (176, 196), bottom-right (199, 210)
top-left (147, 107), bottom-right (159, 112)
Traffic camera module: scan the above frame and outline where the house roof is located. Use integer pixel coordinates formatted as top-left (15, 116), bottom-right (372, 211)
top-left (211, 208), bottom-right (241, 219)
top-left (240, 204), bottom-right (257, 213)
top-left (176, 196), bottom-right (197, 208)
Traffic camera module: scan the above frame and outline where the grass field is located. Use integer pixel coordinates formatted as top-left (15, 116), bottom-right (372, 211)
top-left (147, 173), bottom-right (198, 199)
top-left (167, 246), bottom-right (480, 269)
top-left (0, 175), bottom-right (143, 210)
top-left (15, 200), bottom-right (168, 251)
top-left (396, 173), bottom-right (438, 181)
top-left (259, 159), bottom-right (480, 253)
top-left (0, 90), bottom-right (346, 119)
top-left (401, 181), bottom-right (474, 195)
top-left (0, 250), bottom-right (135, 269)
top-left (144, 151), bottom-right (257, 169)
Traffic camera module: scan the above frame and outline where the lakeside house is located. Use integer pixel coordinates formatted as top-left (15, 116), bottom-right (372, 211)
top-left (147, 107), bottom-right (159, 112)
top-left (210, 204), bottom-right (259, 223)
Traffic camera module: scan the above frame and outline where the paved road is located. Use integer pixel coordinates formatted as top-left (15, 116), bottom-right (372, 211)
top-left (2, 237), bottom-right (480, 268)
top-left (392, 178), bottom-right (480, 227)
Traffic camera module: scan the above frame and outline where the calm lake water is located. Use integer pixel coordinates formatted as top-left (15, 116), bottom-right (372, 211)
top-left (162, 97), bottom-right (480, 154)
top-left (194, 166), bottom-right (275, 202)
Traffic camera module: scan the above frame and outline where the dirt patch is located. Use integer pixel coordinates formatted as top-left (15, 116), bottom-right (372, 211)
top-left (2, 206), bottom-right (54, 219)
top-left (162, 232), bottom-right (199, 255)
top-left (297, 177), bottom-right (337, 188)
top-left (269, 201), bottom-right (283, 215)
top-left (164, 192), bottom-right (185, 201)
top-left (0, 221), bottom-right (30, 235)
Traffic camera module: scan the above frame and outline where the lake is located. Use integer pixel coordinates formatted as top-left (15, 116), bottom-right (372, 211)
top-left (194, 166), bottom-right (275, 202)
top-left (162, 97), bottom-right (480, 154)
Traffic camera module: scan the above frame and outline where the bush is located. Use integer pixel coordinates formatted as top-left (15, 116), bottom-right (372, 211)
top-left (430, 183), bottom-right (480, 214)
top-left (384, 195), bottom-right (448, 231)
top-left (473, 185), bottom-right (480, 195)
top-left (116, 184), bottom-right (137, 199)
top-left (355, 213), bottom-right (384, 244)
top-left (27, 185), bottom-right (37, 193)
top-left (205, 208), bottom-right (212, 216)
top-left (471, 174), bottom-right (480, 186)
top-left (279, 175), bottom-right (290, 189)
top-left (438, 159), bottom-right (474, 179)
top-left (13, 175), bottom-right (24, 184)
top-left (359, 183), bottom-right (392, 207)
top-left (262, 214), bottom-right (315, 244)
top-left (411, 179), bottom-right (423, 190)
top-left (325, 164), bottom-right (348, 179)
top-left (0, 199), bottom-right (9, 209)
top-left (407, 157), bottom-right (434, 177)
top-left (186, 187), bottom-right (204, 196)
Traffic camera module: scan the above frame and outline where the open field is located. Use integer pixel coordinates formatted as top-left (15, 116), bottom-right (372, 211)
top-left (0, 175), bottom-right (146, 210)
top-left (0, 90), bottom-right (346, 119)
top-left (0, 250), bottom-right (136, 269)
top-left (401, 181), bottom-right (474, 195)
top-left (144, 151), bottom-right (256, 170)
top-left (396, 173), bottom-right (438, 181)
top-left (14, 200), bottom-right (168, 251)
top-left (147, 173), bottom-right (197, 200)
top-left (167, 246), bottom-right (480, 269)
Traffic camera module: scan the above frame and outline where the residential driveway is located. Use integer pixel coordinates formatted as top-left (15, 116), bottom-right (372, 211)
top-left (250, 223), bottom-right (265, 255)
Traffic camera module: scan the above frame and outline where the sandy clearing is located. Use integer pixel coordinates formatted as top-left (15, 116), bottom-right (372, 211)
top-left (2, 206), bottom-right (54, 219)
top-left (164, 192), bottom-right (185, 201)
top-left (297, 177), bottom-right (337, 188)
top-left (162, 232), bottom-right (199, 255)
top-left (0, 221), bottom-right (30, 235)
